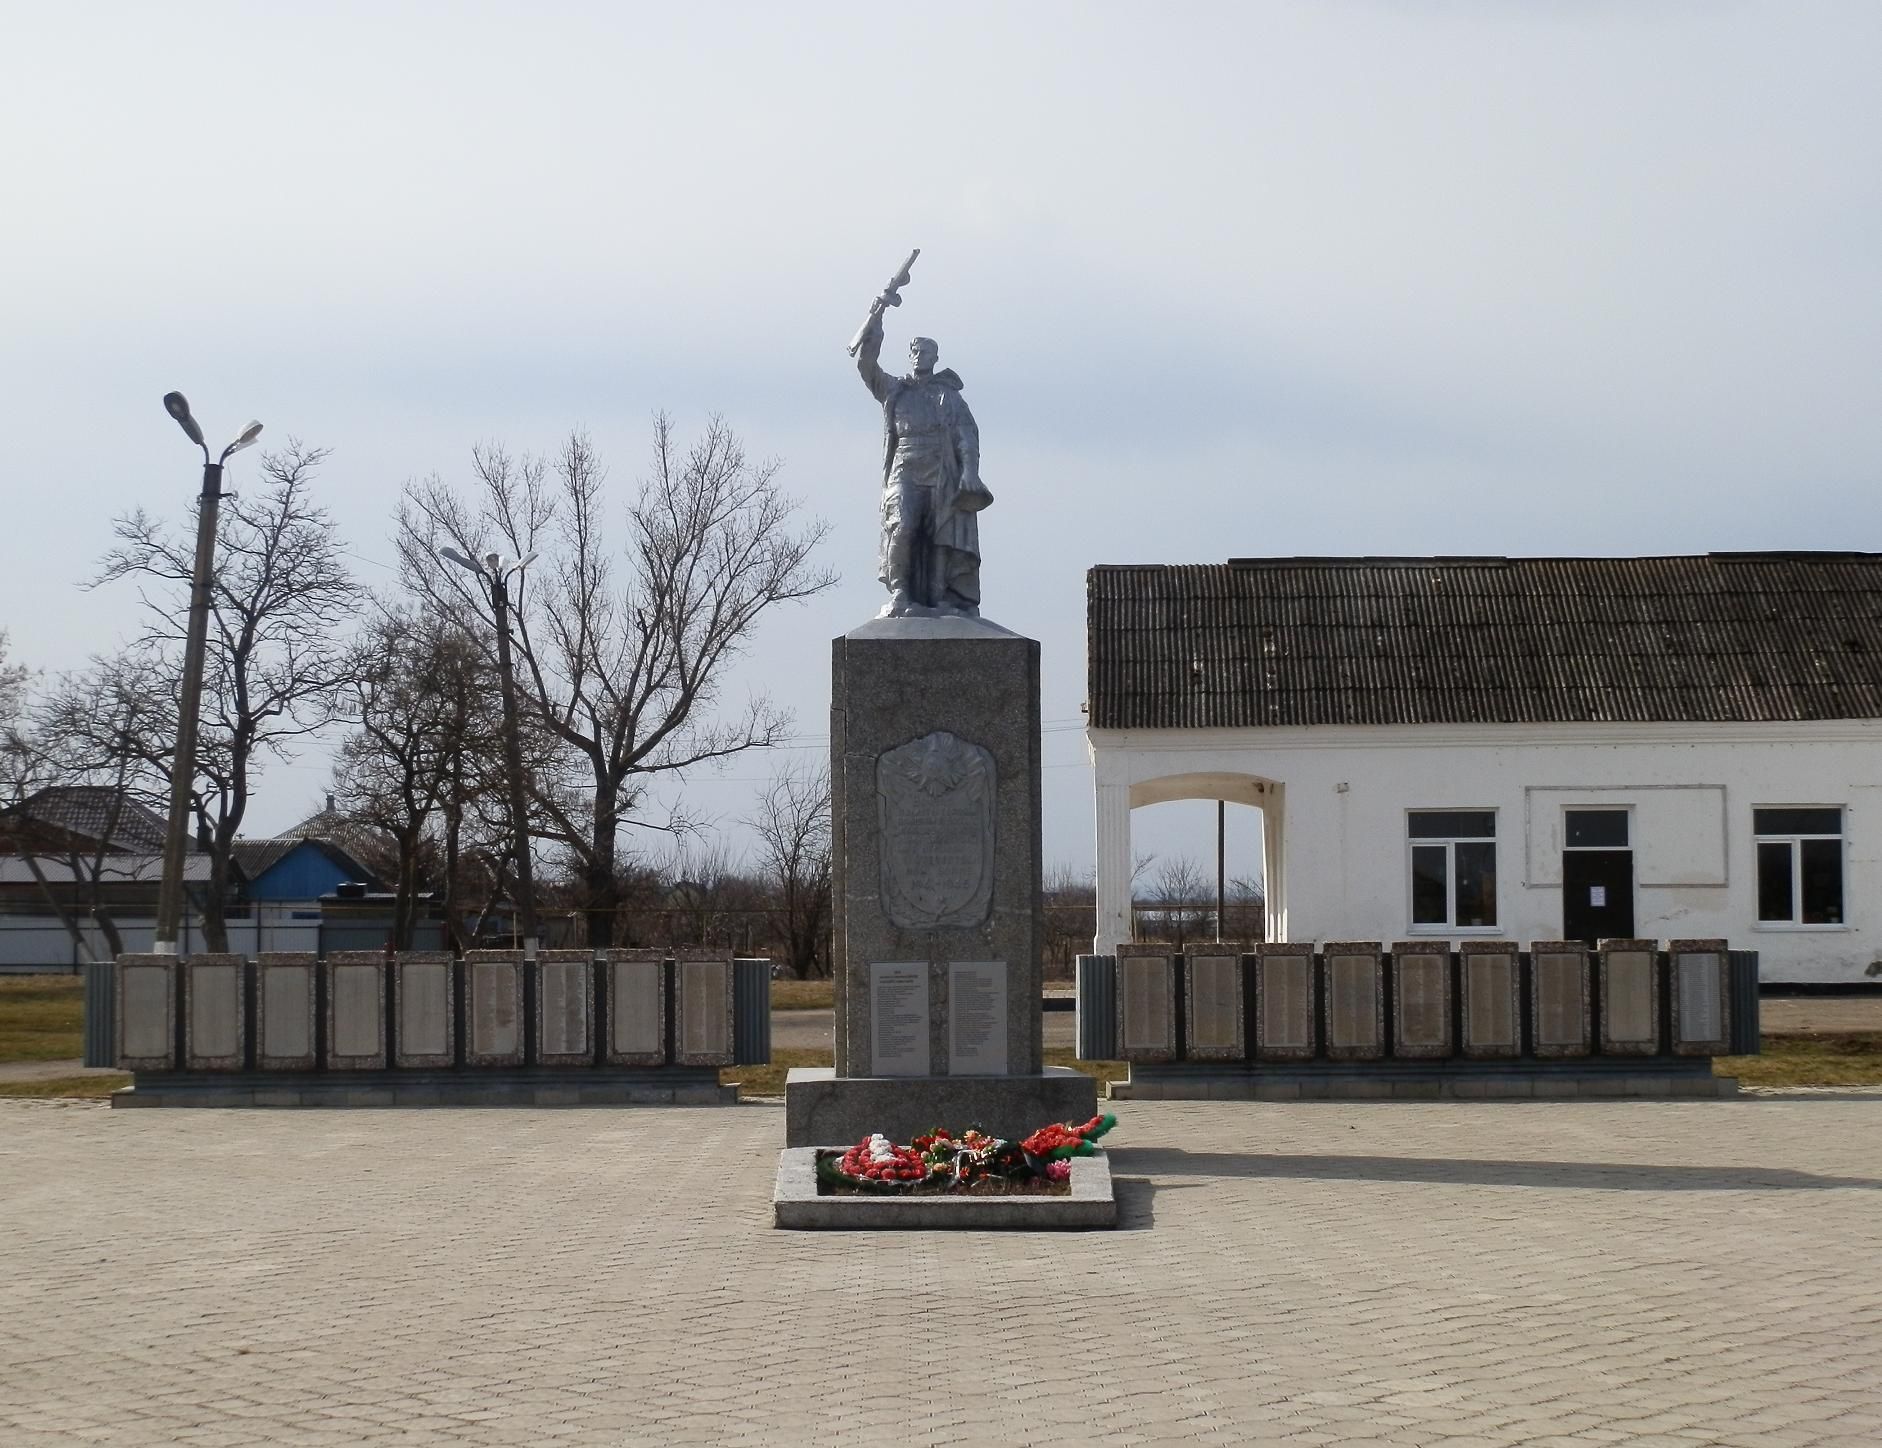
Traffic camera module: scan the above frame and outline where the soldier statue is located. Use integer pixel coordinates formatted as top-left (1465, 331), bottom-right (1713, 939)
top-left (849, 250), bottom-right (992, 618)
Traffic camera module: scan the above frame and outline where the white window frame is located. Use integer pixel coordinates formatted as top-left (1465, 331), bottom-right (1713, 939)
top-left (1405, 809), bottom-right (1501, 935)
top-left (1753, 805), bottom-right (1847, 931)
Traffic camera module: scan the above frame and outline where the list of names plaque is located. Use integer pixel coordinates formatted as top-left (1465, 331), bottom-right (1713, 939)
top-left (947, 960), bottom-right (1007, 1076)
top-left (869, 962), bottom-right (931, 1076)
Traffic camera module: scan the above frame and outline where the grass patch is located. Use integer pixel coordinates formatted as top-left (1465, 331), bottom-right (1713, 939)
top-left (723, 1045), bottom-right (1127, 1101)
top-left (1717, 1032), bottom-right (1882, 1087)
top-left (0, 1073), bottom-right (128, 1100)
top-left (0, 976), bottom-right (86, 1063)
top-left (769, 979), bottom-right (834, 1010)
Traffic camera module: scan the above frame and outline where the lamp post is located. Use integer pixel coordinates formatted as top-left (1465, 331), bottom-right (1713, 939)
top-left (152, 394), bottom-right (262, 954)
top-left (440, 546), bottom-right (539, 949)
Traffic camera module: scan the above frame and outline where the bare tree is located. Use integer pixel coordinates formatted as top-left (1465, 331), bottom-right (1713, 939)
top-left (1143, 854), bottom-right (1210, 949)
top-left (91, 444), bottom-right (359, 949)
top-left (1042, 862), bottom-right (1095, 980)
top-left (399, 419), bottom-right (835, 947)
top-left (745, 764), bottom-right (832, 979)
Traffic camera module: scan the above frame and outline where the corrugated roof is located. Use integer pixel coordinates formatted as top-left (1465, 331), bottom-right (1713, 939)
top-left (1087, 553), bottom-right (1882, 729)
top-left (3, 787), bottom-right (171, 852)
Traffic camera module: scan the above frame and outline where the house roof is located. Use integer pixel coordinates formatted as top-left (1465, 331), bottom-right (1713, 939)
top-left (230, 835), bottom-right (377, 889)
top-left (2, 786), bottom-right (172, 853)
top-left (1086, 553), bottom-right (1882, 730)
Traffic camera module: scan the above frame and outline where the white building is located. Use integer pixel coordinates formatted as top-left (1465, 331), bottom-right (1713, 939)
top-left (1087, 554), bottom-right (1882, 984)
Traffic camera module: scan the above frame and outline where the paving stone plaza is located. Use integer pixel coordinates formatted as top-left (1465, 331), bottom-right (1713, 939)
top-left (4, 1096), bottom-right (1881, 1446)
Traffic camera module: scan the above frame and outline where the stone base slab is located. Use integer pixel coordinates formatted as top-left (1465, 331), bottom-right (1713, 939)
top-left (783, 1066), bottom-right (1098, 1147)
top-left (1111, 1068), bottom-right (1737, 1101)
top-left (111, 1068), bottom-right (735, 1108)
top-left (773, 1147), bottom-right (1115, 1229)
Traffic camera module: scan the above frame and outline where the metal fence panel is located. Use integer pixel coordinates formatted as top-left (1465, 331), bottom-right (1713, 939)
top-left (1076, 954), bottom-right (1118, 1060)
top-left (732, 958), bottom-right (772, 1065)
top-left (83, 958), bottom-right (117, 1067)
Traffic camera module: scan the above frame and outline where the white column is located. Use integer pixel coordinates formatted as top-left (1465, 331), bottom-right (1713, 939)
top-left (1094, 780), bottom-right (1132, 955)
top-left (1263, 786), bottom-right (1287, 943)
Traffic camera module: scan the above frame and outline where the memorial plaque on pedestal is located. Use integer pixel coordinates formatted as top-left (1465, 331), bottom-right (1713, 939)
top-left (1531, 942), bottom-right (1591, 1057)
top-left (184, 954), bottom-right (245, 1071)
top-left (1600, 939), bottom-right (1659, 1055)
top-left (257, 952), bottom-right (317, 1070)
top-left (948, 960), bottom-right (1008, 1075)
top-left (465, 951), bottom-right (524, 1067)
top-left (877, 732), bottom-right (995, 931)
top-left (116, 955), bottom-right (176, 1072)
top-left (1459, 942), bottom-right (1520, 1059)
top-left (327, 951), bottom-right (387, 1070)
top-left (677, 951), bottom-right (734, 1066)
top-left (870, 961), bottom-right (931, 1076)
top-left (395, 953), bottom-right (455, 1068)
top-left (1116, 946), bottom-right (1176, 1063)
top-left (1255, 943), bottom-right (1315, 1060)
top-left (1389, 943), bottom-right (1450, 1059)
top-left (536, 950), bottom-right (594, 1065)
top-left (604, 949), bottom-right (666, 1065)
top-left (1669, 939), bottom-right (1730, 1056)
top-left (1184, 947), bottom-right (1245, 1061)
top-left (1323, 943), bottom-right (1384, 1060)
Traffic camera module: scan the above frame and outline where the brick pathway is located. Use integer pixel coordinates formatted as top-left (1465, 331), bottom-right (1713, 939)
top-left (3, 1097), bottom-right (1880, 1446)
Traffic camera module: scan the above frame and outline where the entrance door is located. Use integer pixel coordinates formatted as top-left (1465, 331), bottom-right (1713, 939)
top-left (1563, 849), bottom-right (1634, 945)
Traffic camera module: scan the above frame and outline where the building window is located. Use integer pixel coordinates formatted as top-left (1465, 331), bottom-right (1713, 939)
top-left (1408, 810), bottom-right (1497, 929)
top-left (1565, 808), bottom-right (1629, 849)
top-left (1754, 807), bottom-right (1844, 925)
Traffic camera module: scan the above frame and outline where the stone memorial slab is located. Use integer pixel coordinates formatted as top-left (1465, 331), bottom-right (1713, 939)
top-left (869, 961), bottom-right (931, 1076)
top-left (535, 950), bottom-right (595, 1066)
top-left (1389, 942), bottom-right (1451, 1059)
top-left (116, 954), bottom-right (176, 1072)
top-left (877, 732), bottom-right (995, 931)
top-left (256, 952), bottom-right (317, 1070)
top-left (1531, 942), bottom-right (1591, 1057)
top-left (464, 951), bottom-right (524, 1067)
top-left (184, 954), bottom-right (246, 1071)
top-left (604, 949), bottom-right (666, 1065)
top-left (1669, 938), bottom-right (1730, 1056)
top-left (326, 952), bottom-right (387, 1070)
top-left (1459, 941), bottom-right (1520, 1059)
top-left (1255, 943), bottom-right (1315, 1060)
top-left (676, 951), bottom-right (734, 1067)
top-left (1184, 946), bottom-right (1246, 1061)
top-left (1323, 942), bottom-right (1384, 1060)
top-left (1599, 939), bottom-right (1660, 1056)
top-left (948, 960), bottom-right (1008, 1075)
top-left (1116, 946), bottom-right (1176, 1063)
top-left (393, 952), bottom-right (455, 1069)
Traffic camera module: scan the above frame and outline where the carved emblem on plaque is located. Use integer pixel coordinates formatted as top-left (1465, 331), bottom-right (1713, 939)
top-left (876, 731), bottom-right (995, 930)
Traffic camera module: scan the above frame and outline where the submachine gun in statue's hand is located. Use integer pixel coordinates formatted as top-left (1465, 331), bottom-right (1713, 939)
top-left (846, 247), bottom-right (920, 356)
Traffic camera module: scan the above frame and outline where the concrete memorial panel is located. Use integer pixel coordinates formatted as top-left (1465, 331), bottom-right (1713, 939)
top-left (1254, 943), bottom-right (1315, 1060)
top-left (1669, 938), bottom-right (1730, 1056)
top-left (1458, 942), bottom-right (1520, 1059)
top-left (464, 951), bottom-right (524, 1068)
top-left (1184, 946), bottom-right (1246, 1061)
top-left (184, 954), bottom-right (246, 1071)
top-left (1599, 940), bottom-right (1659, 1056)
top-left (116, 954), bottom-right (177, 1072)
top-left (326, 952), bottom-right (387, 1070)
top-left (676, 951), bottom-right (734, 1067)
top-left (604, 949), bottom-right (666, 1065)
top-left (1531, 942), bottom-right (1591, 1057)
top-left (1115, 946), bottom-right (1176, 1063)
top-left (535, 950), bottom-right (595, 1066)
top-left (876, 732), bottom-right (996, 931)
top-left (869, 961), bottom-right (931, 1076)
top-left (256, 952), bottom-right (317, 1070)
top-left (1389, 942), bottom-right (1451, 1059)
top-left (393, 952), bottom-right (455, 1069)
top-left (947, 960), bottom-right (1008, 1075)
top-left (1323, 943), bottom-right (1384, 1060)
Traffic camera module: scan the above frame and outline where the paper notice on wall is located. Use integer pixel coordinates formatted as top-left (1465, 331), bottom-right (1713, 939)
top-left (1590, 885), bottom-right (1606, 906)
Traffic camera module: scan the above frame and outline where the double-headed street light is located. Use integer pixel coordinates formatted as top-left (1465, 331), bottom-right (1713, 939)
top-left (153, 393), bottom-right (262, 954)
top-left (440, 546), bottom-right (540, 950)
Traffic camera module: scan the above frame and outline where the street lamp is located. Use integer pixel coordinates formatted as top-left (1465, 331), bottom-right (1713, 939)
top-left (152, 393), bottom-right (263, 954)
top-left (440, 546), bottom-right (540, 950)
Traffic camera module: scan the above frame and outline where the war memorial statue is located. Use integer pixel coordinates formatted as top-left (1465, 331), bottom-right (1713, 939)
top-left (848, 249), bottom-right (993, 618)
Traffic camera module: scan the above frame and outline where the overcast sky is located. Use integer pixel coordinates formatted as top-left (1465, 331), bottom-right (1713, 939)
top-left (3, 1), bottom-right (1878, 883)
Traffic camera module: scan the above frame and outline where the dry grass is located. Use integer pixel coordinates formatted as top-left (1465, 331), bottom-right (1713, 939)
top-left (1717, 1033), bottom-right (1882, 1087)
top-left (768, 979), bottom-right (834, 1011)
top-left (0, 975), bottom-right (86, 1063)
top-left (0, 1074), bottom-right (127, 1100)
